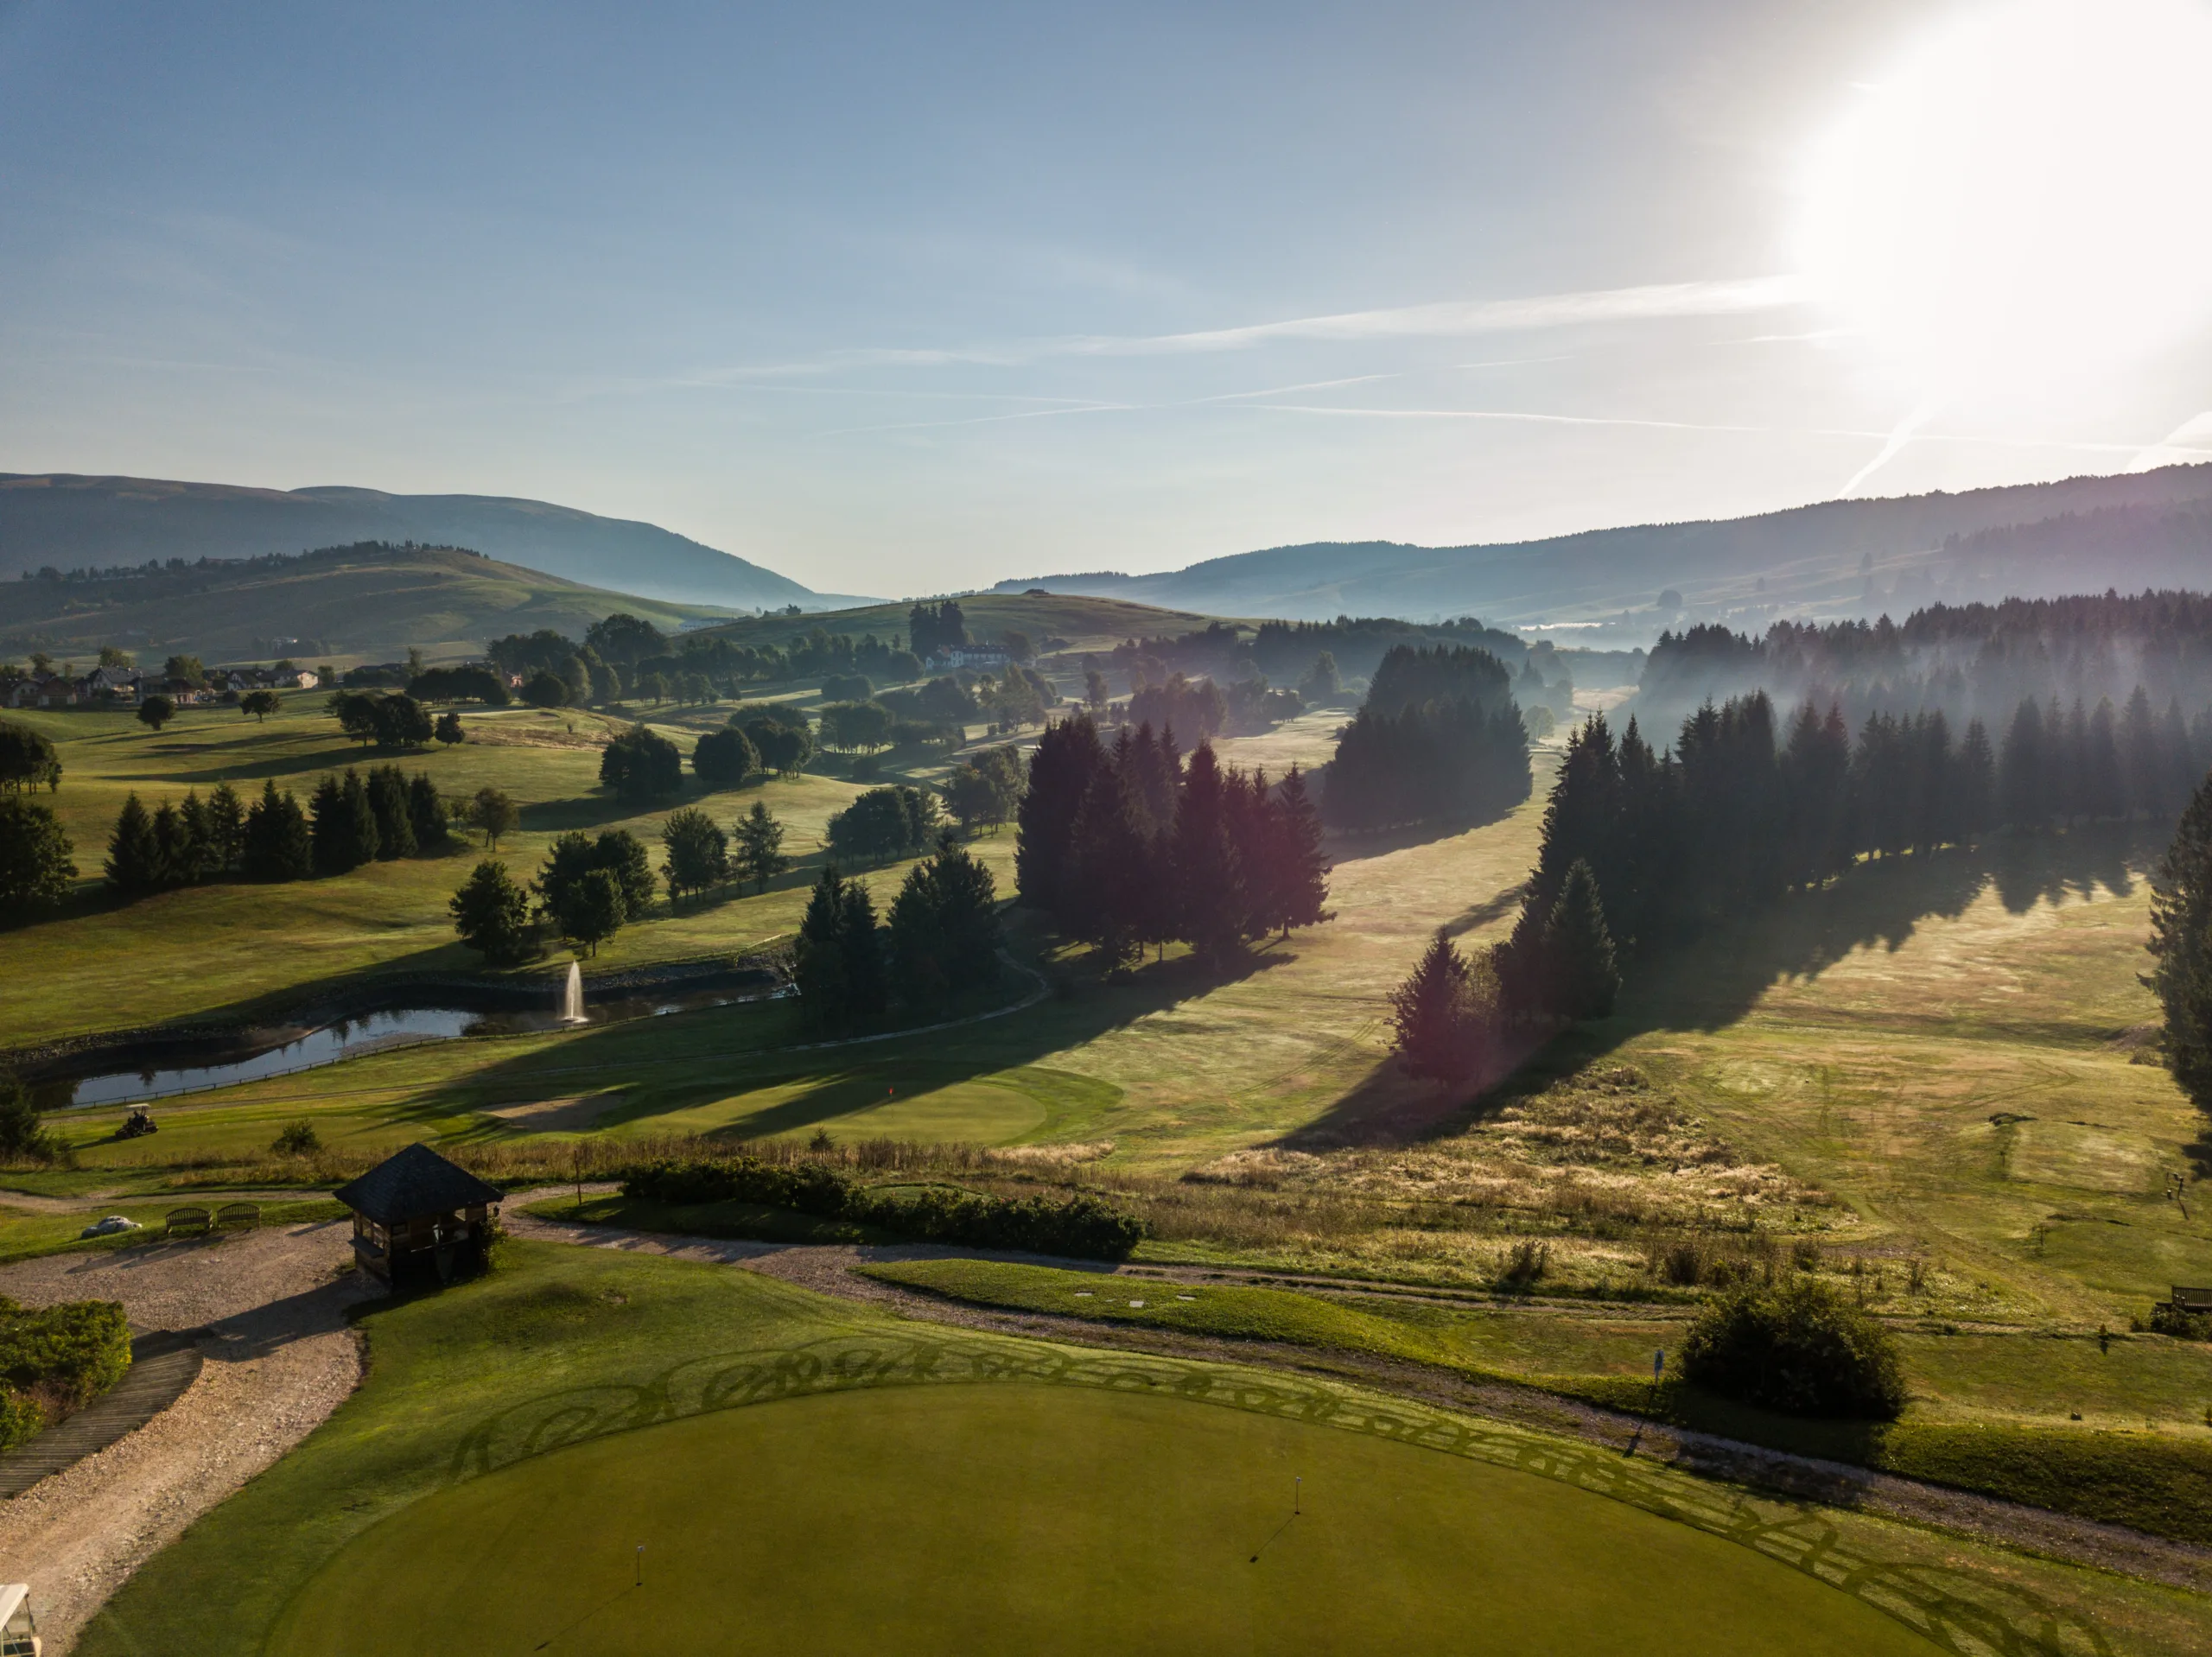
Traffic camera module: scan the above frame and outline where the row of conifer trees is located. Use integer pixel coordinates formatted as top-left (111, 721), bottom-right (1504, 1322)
top-left (105, 767), bottom-right (449, 894)
top-left (1014, 715), bottom-right (1332, 966)
top-left (794, 839), bottom-right (1002, 1027)
top-left (1390, 684), bottom-right (2212, 1082)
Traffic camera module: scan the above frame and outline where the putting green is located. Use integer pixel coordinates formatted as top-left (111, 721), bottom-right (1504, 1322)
top-left (270, 1384), bottom-right (1934, 1656)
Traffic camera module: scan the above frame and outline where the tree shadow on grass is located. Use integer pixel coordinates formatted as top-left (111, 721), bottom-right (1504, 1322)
top-left (1280, 822), bottom-right (2162, 1154)
top-left (435, 945), bottom-right (1291, 1143)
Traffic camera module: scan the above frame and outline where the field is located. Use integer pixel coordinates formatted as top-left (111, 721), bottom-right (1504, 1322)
top-left (0, 543), bottom-right (744, 666)
top-left (14, 674), bottom-right (2212, 1632)
top-left (73, 1241), bottom-right (2208, 1657)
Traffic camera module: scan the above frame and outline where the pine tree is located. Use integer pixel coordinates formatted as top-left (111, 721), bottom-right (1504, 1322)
top-left (175, 790), bottom-right (214, 883)
top-left (1272, 765), bottom-right (1332, 936)
top-left (840, 879), bottom-right (888, 1018)
top-left (734, 801), bottom-right (787, 892)
top-left (1999, 698), bottom-right (2046, 829)
top-left (888, 839), bottom-right (1001, 1006)
top-left (2162, 697), bottom-right (2199, 815)
top-left (1014, 714), bottom-right (1103, 924)
top-left (207, 781), bottom-right (247, 873)
top-left (1386, 928), bottom-right (1480, 1082)
top-left (1069, 762), bottom-right (1153, 967)
top-left (2145, 769), bottom-right (2212, 1110)
top-left (2085, 698), bottom-right (2124, 819)
top-left (407, 773), bottom-right (449, 850)
top-left (2121, 686), bottom-right (2162, 816)
top-left (105, 793), bottom-right (160, 893)
top-left (793, 866), bottom-right (852, 1024)
top-left (366, 765), bottom-right (415, 859)
top-left (149, 801), bottom-right (189, 889)
top-left (1173, 740), bottom-right (1244, 965)
top-left (449, 859), bottom-right (534, 964)
top-left (1957, 718), bottom-right (1996, 840)
top-left (1542, 860), bottom-right (1621, 1021)
top-left (244, 780), bottom-right (314, 880)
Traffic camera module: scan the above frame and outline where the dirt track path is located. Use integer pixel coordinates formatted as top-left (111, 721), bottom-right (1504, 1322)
top-left (505, 1202), bottom-right (2212, 1597)
top-left (0, 1222), bottom-right (377, 1653)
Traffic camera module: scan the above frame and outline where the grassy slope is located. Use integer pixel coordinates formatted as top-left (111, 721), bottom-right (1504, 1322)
top-left (4, 700), bottom-right (1020, 1046)
top-left (75, 1242), bottom-right (2207, 1657)
top-left (865, 1256), bottom-right (2212, 1546)
top-left (0, 544), bottom-right (739, 665)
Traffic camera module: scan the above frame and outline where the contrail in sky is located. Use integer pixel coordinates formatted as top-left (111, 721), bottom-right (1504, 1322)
top-left (1838, 397), bottom-right (1943, 496)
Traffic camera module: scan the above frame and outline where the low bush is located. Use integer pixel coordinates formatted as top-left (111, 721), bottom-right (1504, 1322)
top-left (0, 1297), bottom-right (131, 1432)
top-left (1681, 1277), bottom-right (1906, 1419)
top-left (618, 1159), bottom-right (1144, 1260)
top-left (2149, 1300), bottom-right (2212, 1340)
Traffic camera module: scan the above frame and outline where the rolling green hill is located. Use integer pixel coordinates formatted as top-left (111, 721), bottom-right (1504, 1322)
top-left (0, 542), bottom-right (747, 665)
top-left (690, 590), bottom-right (1224, 656)
top-left (0, 472), bottom-right (843, 609)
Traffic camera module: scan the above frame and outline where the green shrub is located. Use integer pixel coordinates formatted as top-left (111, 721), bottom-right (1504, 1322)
top-left (1680, 1277), bottom-right (1905, 1419)
top-left (0, 1298), bottom-right (131, 1412)
top-left (0, 1386), bottom-right (41, 1452)
top-left (2149, 1300), bottom-right (2212, 1340)
top-left (618, 1159), bottom-right (1145, 1260)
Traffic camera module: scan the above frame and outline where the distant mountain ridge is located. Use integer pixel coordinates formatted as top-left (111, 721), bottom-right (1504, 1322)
top-left (995, 465), bottom-right (2212, 637)
top-left (0, 473), bottom-right (845, 609)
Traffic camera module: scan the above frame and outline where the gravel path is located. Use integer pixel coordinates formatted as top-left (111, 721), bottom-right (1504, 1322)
top-left (506, 1203), bottom-right (2212, 1596)
top-left (0, 1222), bottom-right (378, 1653)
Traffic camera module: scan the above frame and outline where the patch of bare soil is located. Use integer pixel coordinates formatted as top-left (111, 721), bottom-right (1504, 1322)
top-left (483, 1093), bottom-right (628, 1132)
top-left (0, 1222), bottom-right (378, 1653)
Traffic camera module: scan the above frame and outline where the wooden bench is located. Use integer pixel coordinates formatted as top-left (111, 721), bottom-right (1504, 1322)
top-left (213, 1202), bottom-right (260, 1231)
top-left (163, 1206), bottom-right (212, 1237)
top-left (2172, 1286), bottom-right (2212, 1314)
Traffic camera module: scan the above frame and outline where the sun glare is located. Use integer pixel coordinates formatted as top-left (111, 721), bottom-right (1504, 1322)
top-left (1799, 0), bottom-right (2212, 390)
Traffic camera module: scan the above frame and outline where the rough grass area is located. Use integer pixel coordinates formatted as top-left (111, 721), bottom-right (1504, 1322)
top-left (1561, 1375), bottom-right (2212, 1549)
top-left (520, 1192), bottom-right (880, 1247)
top-left (866, 1256), bottom-right (2212, 1547)
top-left (74, 1243), bottom-right (2209, 1657)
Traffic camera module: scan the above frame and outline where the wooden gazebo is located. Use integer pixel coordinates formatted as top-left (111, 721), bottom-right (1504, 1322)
top-left (335, 1144), bottom-right (503, 1286)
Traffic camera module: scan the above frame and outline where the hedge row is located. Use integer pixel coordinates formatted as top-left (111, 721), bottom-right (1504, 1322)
top-left (620, 1158), bottom-right (1145, 1260)
top-left (0, 1297), bottom-right (132, 1450)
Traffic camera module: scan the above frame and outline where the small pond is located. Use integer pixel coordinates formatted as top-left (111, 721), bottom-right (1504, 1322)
top-left (48, 981), bottom-right (786, 1108)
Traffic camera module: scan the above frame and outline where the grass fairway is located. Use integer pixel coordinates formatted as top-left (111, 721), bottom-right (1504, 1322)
top-left (74, 1243), bottom-right (2212, 1657)
top-left (269, 1384), bottom-right (1931, 1657)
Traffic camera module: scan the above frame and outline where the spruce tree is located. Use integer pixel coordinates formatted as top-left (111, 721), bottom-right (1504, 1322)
top-left (149, 801), bottom-right (189, 889)
top-left (2146, 769), bottom-right (2212, 1111)
top-left (1173, 740), bottom-right (1245, 965)
top-left (888, 839), bottom-right (1001, 1006)
top-left (366, 765), bottom-right (415, 859)
top-left (2120, 686), bottom-right (2161, 816)
top-left (449, 860), bottom-right (534, 963)
top-left (1542, 860), bottom-right (1621, 1021)
top-left (207, 781), bottom-right (247, 873)
top-left (1069, 763), bottom-right (1152, 967)
top-left (1957, 718), bottom-right (1996, 840)
top-left (1386, 928), bottom-right (1480, 1082)
top-left (244, 780), bottom-right (313, 880)
top-left (105, 793), bottom-right (160, 893)
top-left (1999, 698), bottom-right (2046, 829)
top-left (176, 790), bottom-right (214, 883)
top-left (840, 879), bottom-right (888, 1018)
top-left (793, 865), bottom-right (852, 1025)
top-left (2085, 698), bottom-right (2124, 819)
top-left (734, 800), bottom-right (787, 892)
top-left (407, 773), bottom-right (449, 850)
top-left (311, 770), bottom-right (378, 874)
top-left (1014, 713), bottom-right (1103, 924)
top-left (1273, 765), bottom-right (1332, 936)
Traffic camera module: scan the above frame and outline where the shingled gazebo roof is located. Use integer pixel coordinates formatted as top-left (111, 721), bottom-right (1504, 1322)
top-left (334, 1144), bottom-right (503, 1226)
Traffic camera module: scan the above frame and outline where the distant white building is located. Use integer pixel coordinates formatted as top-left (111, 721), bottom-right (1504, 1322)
top-left (931, 644), bottom-right (1010, 673)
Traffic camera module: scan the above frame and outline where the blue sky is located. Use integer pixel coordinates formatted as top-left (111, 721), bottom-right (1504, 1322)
top-left (3, 0), bottom-right (2209, 595)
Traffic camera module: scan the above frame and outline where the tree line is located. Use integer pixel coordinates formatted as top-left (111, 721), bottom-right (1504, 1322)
top-left (1015, 714), bottom-right (1331, 968)
top-left (795, 838), bottom-right (1001, 1027)
top-left (1323, 644), bottom-right (1533, 831)
top-left (1390, 683), bottom-right (2212, 1082)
